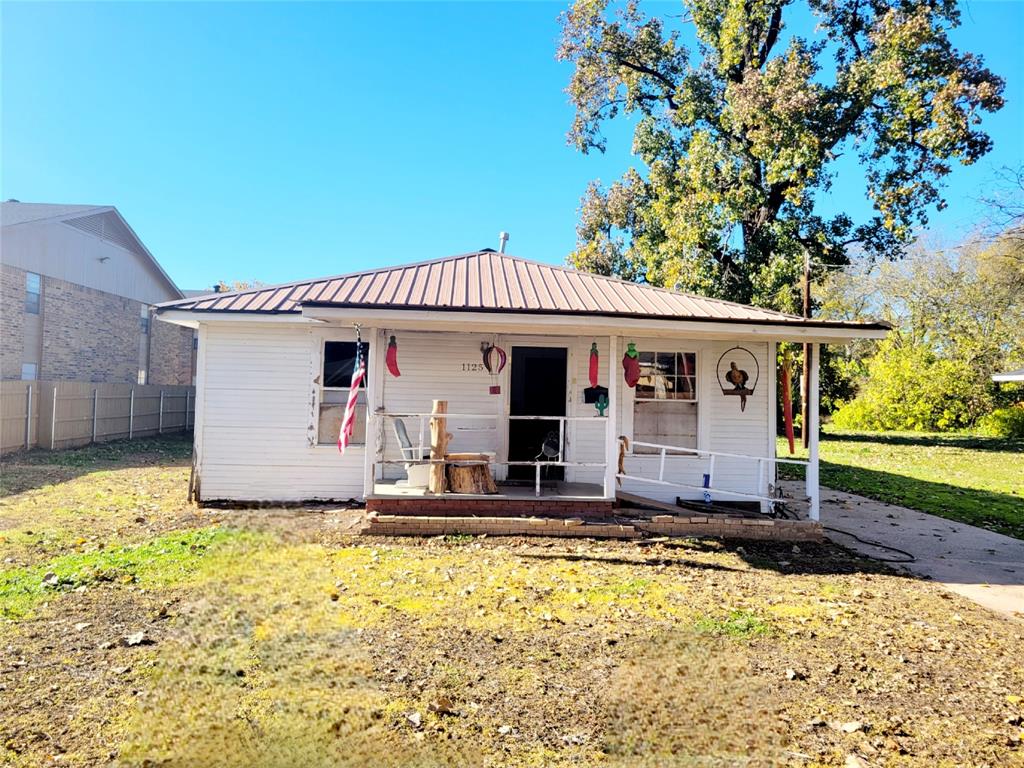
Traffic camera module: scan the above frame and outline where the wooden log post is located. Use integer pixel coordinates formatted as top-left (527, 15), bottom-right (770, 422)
top-left (429, 400), bottom-right (451, 494)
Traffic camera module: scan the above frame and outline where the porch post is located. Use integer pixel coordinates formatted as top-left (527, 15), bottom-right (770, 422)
top-left (807, 343), bottom-right (820, 521)
top-left (604, 335), bottom-right (619, 499)
top-left (363, 328), bottom-right (384, 501)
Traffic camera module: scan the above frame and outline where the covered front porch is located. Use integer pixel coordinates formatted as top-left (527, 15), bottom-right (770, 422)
top-left (329, 322), bottom-right (826, 522)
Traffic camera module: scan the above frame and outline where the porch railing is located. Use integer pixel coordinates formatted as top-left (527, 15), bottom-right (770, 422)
top-left (372, 411), bottom-right (612, 498)
top-left (619, 440), bottom-right (810, 514)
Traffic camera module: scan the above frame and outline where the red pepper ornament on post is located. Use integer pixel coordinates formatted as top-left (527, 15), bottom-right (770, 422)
top-left (588, 342), bottom-right (599, 388)
top-left (385, 335), bottom-right (401, 377)
top-left (622, 342), bottom-right (641, 388)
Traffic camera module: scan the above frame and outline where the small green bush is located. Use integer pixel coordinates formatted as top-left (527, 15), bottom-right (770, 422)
top-left (976, 405), bottom-right (1024, 438)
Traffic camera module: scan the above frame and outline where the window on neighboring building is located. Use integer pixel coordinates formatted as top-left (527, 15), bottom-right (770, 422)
top-left (21, 362), bottom-right (37, 380)
top-left (25, 272), bottom-right (41, 314)
top-left (317, 340), bottom-right (370, 446)
top-left (138, 369), bottom-right (147, 385)
top-left (632, 350), bottom-right (698, 453)
top-left (140, 305), bottom-right (150, 334)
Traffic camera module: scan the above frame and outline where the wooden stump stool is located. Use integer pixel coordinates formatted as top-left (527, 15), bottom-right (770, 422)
top-left (445, 452), bottom-right (497, 494)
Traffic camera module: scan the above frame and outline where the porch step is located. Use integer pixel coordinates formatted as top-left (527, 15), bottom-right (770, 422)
top-left (362, 512), bottom-right (823, 542)
top-left (365, 496), bottom-right (614, 519)
top-left (364, 513), bottom-right (639, 539)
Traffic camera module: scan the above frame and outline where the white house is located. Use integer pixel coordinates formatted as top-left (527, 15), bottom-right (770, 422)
top-left (155, 250), bottom-right (888, 521)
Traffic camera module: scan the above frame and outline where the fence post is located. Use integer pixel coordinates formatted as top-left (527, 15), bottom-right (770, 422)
top-left (25, 384), bottom-right (33, 450)
top-left (129, 388), bottom-right (135, 439)
top-left (159, 390), bottom-right (165, 434)
top-left (185, 391), bottom-right (191, 430)
top-left (50, 386), bottom-right (57, 450)
top-left (91, 388), bottom-right (99, 443)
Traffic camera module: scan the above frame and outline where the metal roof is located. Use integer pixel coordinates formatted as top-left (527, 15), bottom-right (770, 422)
top-left (155, 251), bottom-right (888, 330)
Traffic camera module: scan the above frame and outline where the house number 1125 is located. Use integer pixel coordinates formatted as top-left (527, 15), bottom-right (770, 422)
top-left (461, 363), bottom-right (486, 372)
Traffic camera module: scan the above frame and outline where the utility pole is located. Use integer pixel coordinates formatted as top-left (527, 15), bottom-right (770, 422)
top-left (802, 248), bottom-right (811, 449)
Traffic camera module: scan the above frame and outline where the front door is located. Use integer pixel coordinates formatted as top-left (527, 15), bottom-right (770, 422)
top-left (507, 346), bottom-right (567, 482)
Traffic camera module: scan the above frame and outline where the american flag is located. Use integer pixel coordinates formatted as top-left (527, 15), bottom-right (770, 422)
top-left (337, 342), bottom-right (366, 454)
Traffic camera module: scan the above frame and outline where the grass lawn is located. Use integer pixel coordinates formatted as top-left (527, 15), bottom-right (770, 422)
top-left (778, 430), bottom-right (1024, 539)
top-left (2, 437), bottom-right (1023, 767)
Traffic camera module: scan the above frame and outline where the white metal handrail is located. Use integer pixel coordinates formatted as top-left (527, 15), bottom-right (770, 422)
top-left (620, 440), bottom-right (809, 511)
top-left (375, 410), bottom-right (610, 497)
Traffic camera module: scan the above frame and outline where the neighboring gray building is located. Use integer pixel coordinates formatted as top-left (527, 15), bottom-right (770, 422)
top-left (0, 201), bottom-right (195, 384)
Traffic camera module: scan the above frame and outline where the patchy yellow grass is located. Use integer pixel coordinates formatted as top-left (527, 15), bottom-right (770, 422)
top-left (2, 437), bottom-right (1023, 767)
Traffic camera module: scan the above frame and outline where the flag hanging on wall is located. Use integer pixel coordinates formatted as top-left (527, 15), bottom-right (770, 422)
top-left (338, 338), bottom-right (366, 455)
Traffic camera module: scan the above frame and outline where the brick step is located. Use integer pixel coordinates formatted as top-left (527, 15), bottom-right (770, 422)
top-left (362, 513), bottom-right (822, 542)
top-left (366, 497), bottom-right (614, 518)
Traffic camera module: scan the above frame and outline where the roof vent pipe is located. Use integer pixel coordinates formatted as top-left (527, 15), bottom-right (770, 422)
top-left (498, 231), bottom-right (509, 253)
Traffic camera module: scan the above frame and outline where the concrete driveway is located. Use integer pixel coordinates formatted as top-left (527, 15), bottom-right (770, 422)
top-left (811, 485), bottom-right (1024, 619)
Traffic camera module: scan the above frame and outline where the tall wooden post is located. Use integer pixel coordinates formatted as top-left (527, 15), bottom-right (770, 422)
top-left (429, 400), bottom-right (450, 494)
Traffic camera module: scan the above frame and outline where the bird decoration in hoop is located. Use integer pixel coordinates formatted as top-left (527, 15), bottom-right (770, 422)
top-left (481, 341), bottom-right (507, 394)
top-left (716, 346), bottom-right (759, 412)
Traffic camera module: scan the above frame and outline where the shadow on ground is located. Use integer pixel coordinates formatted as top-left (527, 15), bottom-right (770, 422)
top-left (0, 434), bottom-right (193, 496)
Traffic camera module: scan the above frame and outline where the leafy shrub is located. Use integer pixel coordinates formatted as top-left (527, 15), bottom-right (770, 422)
top-left (976, 405), bottom-right (1024, 438)
top-left (832, 339), bottom-right (991, 432)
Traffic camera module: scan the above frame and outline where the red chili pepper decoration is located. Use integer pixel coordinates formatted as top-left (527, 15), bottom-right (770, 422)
top-left (622, 342), bottom-right (641, 388)
top-left (385, 335), bottom-right (401, 377)
top-left (588, 342), bottom-right (599, 388)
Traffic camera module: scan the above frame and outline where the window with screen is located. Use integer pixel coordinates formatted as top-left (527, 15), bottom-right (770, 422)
top-left (317, 341), bottom-right (370, 446)
top-left (633, 351), bottom-right (698, 452)
top-left (25, 273), bottom-right (41, 314)
top-left (21, 362), bottom-right (37, 380)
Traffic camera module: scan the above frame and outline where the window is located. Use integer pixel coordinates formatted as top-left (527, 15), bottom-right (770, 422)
top-left (140, 305), bottom-right (150, 334)
top-left (21, 362), bottom-right (37, 380)
top-left (25, 272), bottom-right (40, 314)
top-left (633, 350), bottom-right (698, 452)
top-left (317, 340), bottom-right (370, 446)
top-left (138, 369), bottom-right (147, 385)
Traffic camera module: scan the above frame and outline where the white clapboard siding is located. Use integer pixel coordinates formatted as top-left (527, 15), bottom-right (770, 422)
top-left (198, 324), bottom-right (364, 501)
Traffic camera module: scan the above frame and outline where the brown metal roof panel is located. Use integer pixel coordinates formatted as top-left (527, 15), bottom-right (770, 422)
top-left (392, 267), bottom-right (418, 306)
top-left (619, 281), bottom-right (664, 315)
top-left (452, 255), bottom-right (469, 307)
top-left (466, 254), bottom-right (483, 307)
top-left (378, 268), bottom-right (405, 304)
top-left (495, 256), bottom-right (513, 307)
top-left (436, 259), bottom-right (455, 306)
top-left (478, 252), bottom-right (497, 307)
top-left (548, 268), bottom-right (584, 311)
top-left (528, 262), bottom-right (557, 309)
top-left (513, 260), bottom-right (540, 309)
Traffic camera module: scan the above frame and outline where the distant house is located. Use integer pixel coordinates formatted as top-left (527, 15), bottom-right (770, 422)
top-left (0, 201), bottom-right (194, 385)
top-left (992, 368), bottom-right (1024, 383)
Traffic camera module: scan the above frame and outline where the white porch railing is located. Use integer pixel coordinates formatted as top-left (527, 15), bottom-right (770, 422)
top-left (372, 411), bottom-right (612, 498)
top-left (620, 440), bottom-right (810, 514)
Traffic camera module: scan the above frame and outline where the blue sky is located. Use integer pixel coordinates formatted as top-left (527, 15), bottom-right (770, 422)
top-left (2, 1), bottom-right (1022, 291)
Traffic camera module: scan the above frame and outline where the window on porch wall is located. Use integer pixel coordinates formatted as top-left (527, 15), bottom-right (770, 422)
top-left (317, 341), bottom-right (370, 446)
top-left (633, 351), bottom-right (698, 453)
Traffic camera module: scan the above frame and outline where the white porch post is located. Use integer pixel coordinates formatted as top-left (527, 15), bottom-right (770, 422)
top-left (807, 342), bottom-right (820, 521)
top-left (604, 335), bottom-right (619, 499)
top-left (363, 328), bottom-right (384, 500)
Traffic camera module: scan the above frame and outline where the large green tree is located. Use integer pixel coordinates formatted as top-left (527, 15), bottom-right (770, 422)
top-left (558, 0), bottom-right (1005, 310)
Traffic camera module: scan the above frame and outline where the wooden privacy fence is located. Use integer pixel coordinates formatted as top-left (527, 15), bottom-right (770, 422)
top-left (0, 380), bottom-right (195, 454)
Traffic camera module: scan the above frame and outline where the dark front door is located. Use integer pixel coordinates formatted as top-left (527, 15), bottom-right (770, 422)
top-left (508, 346), bottom-right (567, 482)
